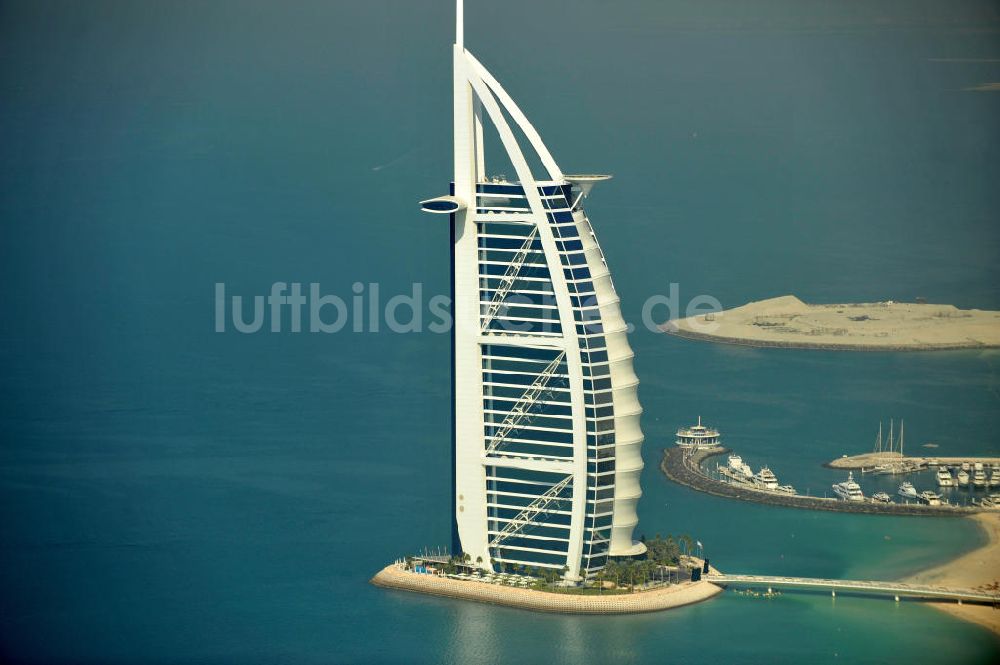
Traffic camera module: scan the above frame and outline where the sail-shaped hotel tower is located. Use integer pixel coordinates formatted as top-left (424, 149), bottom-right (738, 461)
top-left (421, 1), bottom-right (645, 581)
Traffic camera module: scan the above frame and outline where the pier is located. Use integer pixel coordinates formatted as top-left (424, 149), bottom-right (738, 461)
top-left (706, 574), bottom-right (1000, 605)
top-left (661, 447), bottom-right (982, 516)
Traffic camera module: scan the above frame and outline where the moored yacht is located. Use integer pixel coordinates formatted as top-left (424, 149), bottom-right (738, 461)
top-left (753, 467), bottom-right (779, 491)
top-left (958, 469), bottom-right (970, 487)
top-left (973, 463), bottom-right (987, 488)
top-left (990, 467), bottom-right (1000, 488)
top-left (721, 454), bottom-right (755, 485)
top-left (936, 468), bottom-right (954, 488)
top-left (871, 492), bottom-right (892, 504)
top-left (898, 482), bottom-right (918, 499)
top-left (918, 490), bottom-right (942, 506)
top-left (833, 472), bottom-right (864, 501)
top-left (676, 416), bottom-right (721, 449)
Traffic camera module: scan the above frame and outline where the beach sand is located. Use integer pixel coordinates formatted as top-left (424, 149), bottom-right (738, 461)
top-left (371, 564), bottom-right (722, 614)
top-left (905, 513), bottom-right (1000, 635)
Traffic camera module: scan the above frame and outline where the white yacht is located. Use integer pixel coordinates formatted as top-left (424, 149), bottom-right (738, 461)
top-left (973, 463), bottom-right (987, 488)
top-left (871, 492), bottom-right (892, 504)
top-left (898, 482), bottom-right (918, 499)
top-left (676, 416), bottom-right (721, 449)
top-left (721, 455), bottom-right (753, 485)
top-left (918, 490), bottom-right (942, 506)
top-left (936, 468), bottom-right (954, 488)
top-left (957, 469), bottom-right (970, 487)
top-left (777, 484), bottom-right (797, 495)
top-left (753, 467), bottom-right (780, 491)
top-left (833, 472), bottom-right (864, 501)
top-left (990, 468), bottom-right (1000, 488)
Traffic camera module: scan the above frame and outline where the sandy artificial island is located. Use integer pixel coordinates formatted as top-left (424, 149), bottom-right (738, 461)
top-left (663, 296), bottom-right (1000, 351)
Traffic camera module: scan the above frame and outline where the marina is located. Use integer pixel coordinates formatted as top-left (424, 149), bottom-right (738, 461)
top-left (666, 419), bottom-right (992, 512)
top-left (822, 421), bottom-right (1000, 508)
top-left (828, 456), bottom-right (1000, 504)
top-left (662, 447), bottom-right (984, 516)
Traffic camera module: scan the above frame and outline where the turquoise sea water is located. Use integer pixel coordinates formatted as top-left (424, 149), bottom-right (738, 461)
top-left (1, 1), bottom-right (998, 663)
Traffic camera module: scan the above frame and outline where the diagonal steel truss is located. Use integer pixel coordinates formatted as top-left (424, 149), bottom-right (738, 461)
top-left (481, 226), bottom-right (539, 330)
top-left (483, 350), bottom-right (566, 456)
top-left (489, 474), bottom-right (573, 549)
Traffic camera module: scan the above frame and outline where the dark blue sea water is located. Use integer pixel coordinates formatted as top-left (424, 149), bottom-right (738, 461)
top-left (1, 1), bottom-right (998, 663)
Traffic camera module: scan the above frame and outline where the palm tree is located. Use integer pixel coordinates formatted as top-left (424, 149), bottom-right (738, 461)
top-left (603, 560), bottom-right (617, 589)
top-left (680, 534), bottom-right (695, 558)
top-left (475, 555), bottom-right (483, 569)
top-left (530, 566), bottom-right (541, 586)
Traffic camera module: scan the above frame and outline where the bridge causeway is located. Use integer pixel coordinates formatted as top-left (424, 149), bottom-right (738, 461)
top-left (705, 573), bottom-right (999, 604)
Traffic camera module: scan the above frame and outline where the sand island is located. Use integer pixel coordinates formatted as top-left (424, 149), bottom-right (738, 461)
top-left (371, 558), bottom-right (723, 615)
top-left (662, 296), bottom-right (1000, 351)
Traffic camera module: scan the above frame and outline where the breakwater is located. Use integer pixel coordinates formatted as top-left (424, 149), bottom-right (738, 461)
top-left (370, 564), bottom-right (722, 614)
top-left (660, 447), bottom-right (980, 517)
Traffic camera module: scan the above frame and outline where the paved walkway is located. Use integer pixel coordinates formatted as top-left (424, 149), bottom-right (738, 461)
top-left (707, 573), bottom-right (1000, 604)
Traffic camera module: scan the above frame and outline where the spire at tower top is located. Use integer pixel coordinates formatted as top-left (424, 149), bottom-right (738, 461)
top-left (456, 0), bottom-right (464, 48)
